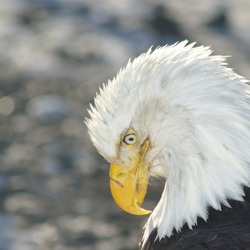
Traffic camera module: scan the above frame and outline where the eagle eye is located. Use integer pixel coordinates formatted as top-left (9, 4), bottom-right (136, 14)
top-left (123, 133), bottom-right (137, 145)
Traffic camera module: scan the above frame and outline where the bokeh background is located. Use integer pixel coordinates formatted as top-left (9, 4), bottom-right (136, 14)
top-left (0, 0), bottom-right (250, 249)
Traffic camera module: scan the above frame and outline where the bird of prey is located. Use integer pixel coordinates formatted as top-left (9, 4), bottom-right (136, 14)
top-left (85, 41), bottom-right (250, 249)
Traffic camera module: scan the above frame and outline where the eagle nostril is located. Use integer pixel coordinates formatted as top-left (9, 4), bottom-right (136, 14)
top-left (116, 173), bottom-right (127, 179)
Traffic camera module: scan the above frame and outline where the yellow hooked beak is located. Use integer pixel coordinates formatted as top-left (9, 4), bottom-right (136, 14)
top-left (109, 139), bottom-right (151, 215)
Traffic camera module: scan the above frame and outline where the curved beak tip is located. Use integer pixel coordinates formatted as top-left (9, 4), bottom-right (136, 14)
top-left (109, 139), bottom-right (151, 216)
top-left (109, 162), bottom-right (151, 216)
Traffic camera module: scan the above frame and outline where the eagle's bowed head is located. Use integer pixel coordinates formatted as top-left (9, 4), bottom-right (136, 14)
top-left (86, 41), bottom-right (250, 249)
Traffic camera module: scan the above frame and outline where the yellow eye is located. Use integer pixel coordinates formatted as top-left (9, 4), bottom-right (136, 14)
top-left (123, 133), bottom-right (137, 145)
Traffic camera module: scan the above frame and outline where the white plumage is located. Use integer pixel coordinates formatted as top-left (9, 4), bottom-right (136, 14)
top-left (86, 41), bottom-right (250, 248)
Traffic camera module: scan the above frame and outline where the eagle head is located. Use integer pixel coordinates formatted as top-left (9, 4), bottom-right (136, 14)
top-left (85, 41), bottom-right (250, 246)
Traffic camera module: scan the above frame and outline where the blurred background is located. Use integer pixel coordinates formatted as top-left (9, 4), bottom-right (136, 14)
top-left (0, 0), bottom-right (250, 249)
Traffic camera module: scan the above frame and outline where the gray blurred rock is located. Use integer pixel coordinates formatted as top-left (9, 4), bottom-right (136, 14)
top-left (4, 193), bottom-right (45, 216)
top-left (27, 95), bottom-right (69, 123)
top-left (0, 214), bottom-right (13, 250)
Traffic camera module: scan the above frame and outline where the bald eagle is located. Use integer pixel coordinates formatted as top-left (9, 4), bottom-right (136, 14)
top-left (85, 41), bottom-right (250, 249)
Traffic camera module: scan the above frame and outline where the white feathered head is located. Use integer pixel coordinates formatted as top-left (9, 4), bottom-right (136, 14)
top-left (86, 41), bottom-right (250, 244)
